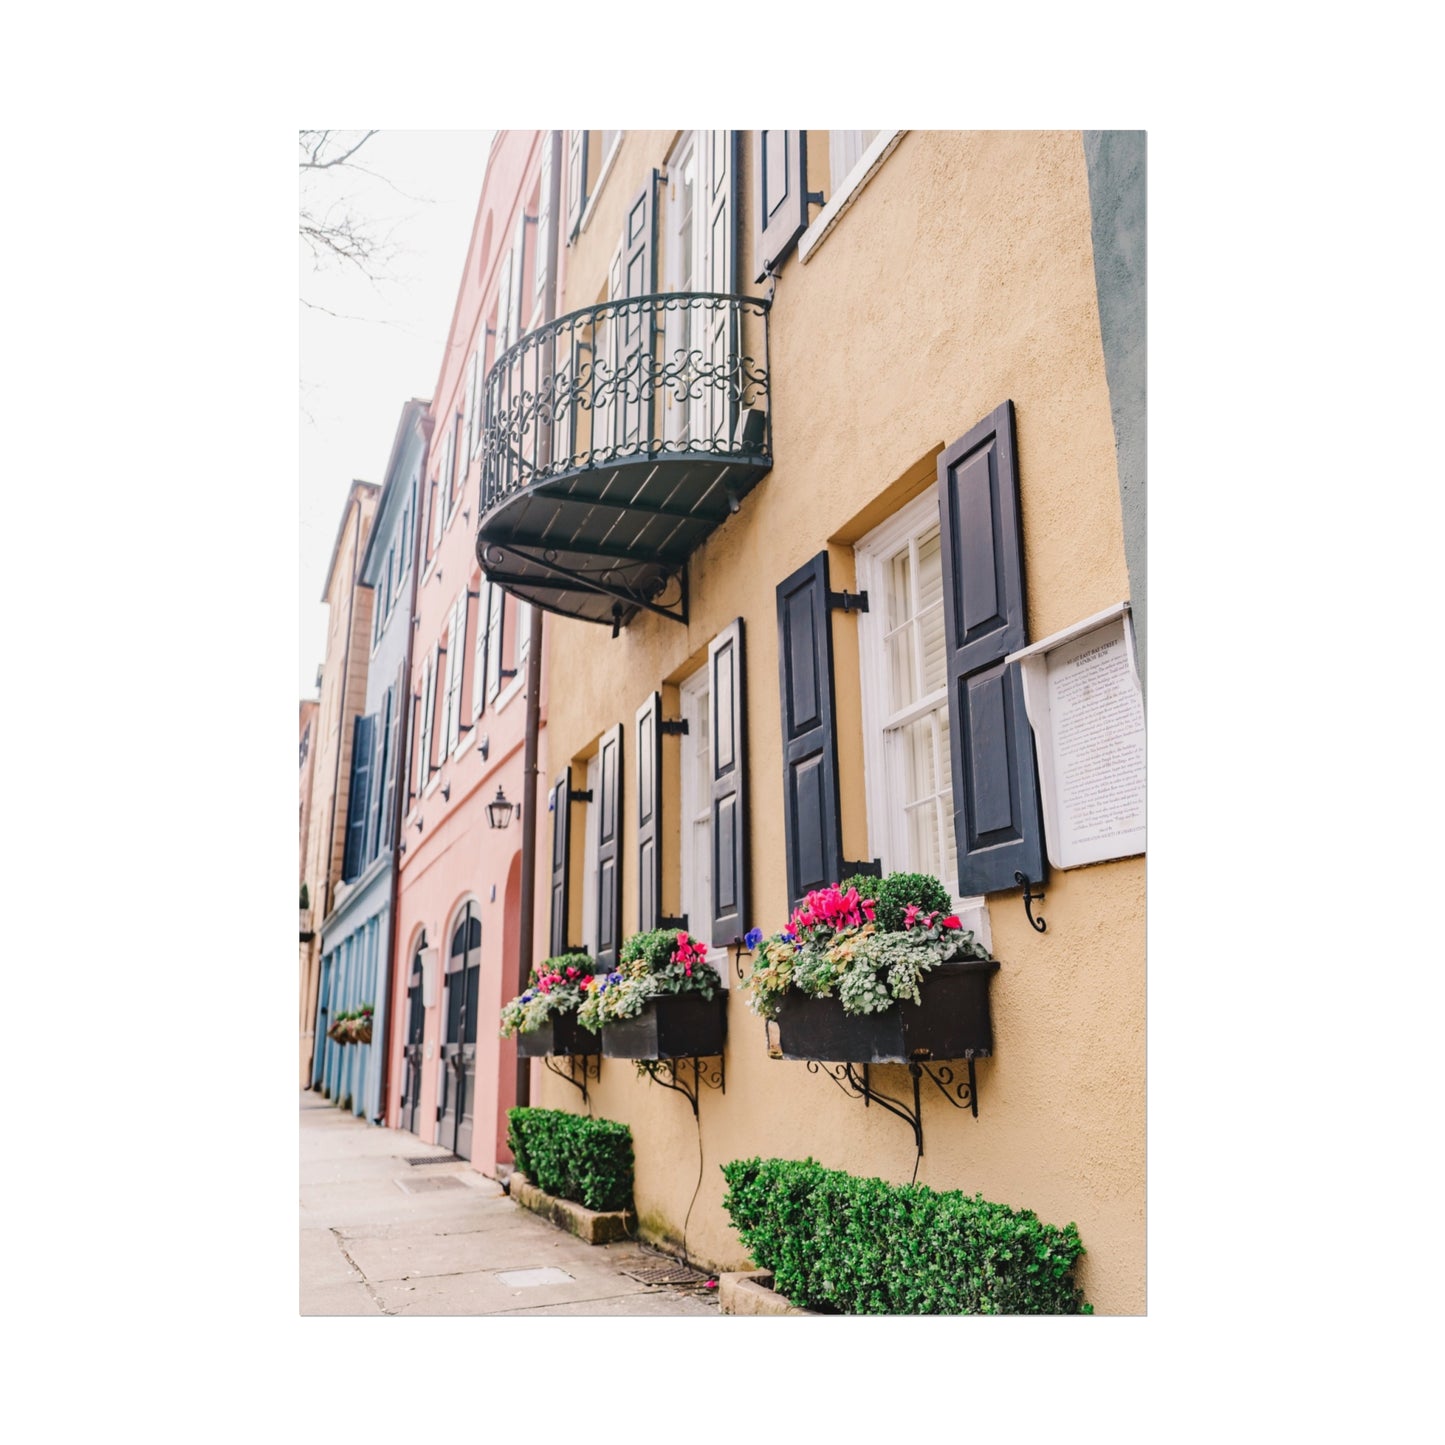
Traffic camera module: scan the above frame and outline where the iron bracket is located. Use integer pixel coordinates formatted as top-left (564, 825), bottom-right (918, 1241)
top-left (637, 1054), bottom-right (724, 1118)
top-left (658, 914), bottom-right (689, 930)
top-left (542, 1051), bottom-right (600, 1108)
top-left (568, 789), bottom-right (593, 803)
top-left (658, 719), bottom-right (690, 736)
top-left (828, 589), bottom-right (869, 614)
top-left (1014, 871), bottom-right (1047, 933)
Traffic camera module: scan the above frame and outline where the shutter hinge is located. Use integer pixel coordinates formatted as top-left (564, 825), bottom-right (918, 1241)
top-left (659, 719), bottom-right (689, 735)
top-left (499, 667), bottom-right (518, 680)
top-left (828, 590), bottom-right (869, 614)
top-left (568, 788), bottom-right (593, 803)
top-left (658, 914), bottom-right (689, 931)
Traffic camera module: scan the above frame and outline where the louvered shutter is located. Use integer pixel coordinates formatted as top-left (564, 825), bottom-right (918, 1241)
top-left (753, 130), bottom-right (809, 282)
top-left (380, 677), bottom-right (400, 849)
top-left (608, 175), bottom-right (657, 454)
top-left (535, 138), bottom-right (553, 305)
top-left (636, 692), bottom-right (661, 933)
top-left (550, 770), bottom-right (573, 956)
top-left (418, 651), bottom-right (436, 782)
top-left (472, 580), bottom-right (490, 717)
top-left (365, 688), bottom-right (391, 865)
top-left (485, 584), bottom-right (506, 702)
top-left (777, 553), bottom-right (844, 908)
top-left (703, 132), bottom-right (740, 443)
top-left (594, 724), bottom-right (624, 970)
top-left (566, 130), bottom-right (589, 240)
top-left (710, 618), bottom-right (749, 946)
top-left (343, 713), bottom-right (375, 881)
top-left (937, 400), bottom-right (1046, 894)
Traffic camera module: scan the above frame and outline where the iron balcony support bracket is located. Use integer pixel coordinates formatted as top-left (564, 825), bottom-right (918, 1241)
top-left (483, 541), bottom-right (689, 630)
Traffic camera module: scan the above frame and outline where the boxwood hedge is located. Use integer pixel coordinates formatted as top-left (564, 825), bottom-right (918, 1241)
top-left (720, 1157), bottom-right (1092, 1314)
top-left (506, 1107), bottom-right (634, 1214)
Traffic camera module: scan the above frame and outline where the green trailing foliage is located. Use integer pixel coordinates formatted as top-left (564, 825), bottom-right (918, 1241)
top-left (720, 1157), bottom-right (1092, 1315)
top-left (507, 1107), bottom-right (635, 1214)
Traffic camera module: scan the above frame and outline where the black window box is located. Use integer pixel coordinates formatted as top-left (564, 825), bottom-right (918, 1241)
top-left (774, 960), bottom-right (1000, 1063)
top-left (515, 1012), bottom-right (601, 1058)
top-left (599, 991), bottom-right (727, 1059)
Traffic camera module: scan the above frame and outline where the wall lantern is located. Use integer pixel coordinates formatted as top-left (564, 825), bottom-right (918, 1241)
top-left (487, 786), bottom-right (520, 829)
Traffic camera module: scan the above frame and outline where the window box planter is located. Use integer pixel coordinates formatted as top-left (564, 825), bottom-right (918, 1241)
top-left (600, 992), bottom-right (727, 1059)
top-left (774, 959), bottom-right (999, 1063)
top-left (515, 1012), bottom-right (601, 1059)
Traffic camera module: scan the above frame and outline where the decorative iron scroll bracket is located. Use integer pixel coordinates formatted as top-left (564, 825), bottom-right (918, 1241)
top-left (733, 941), bottom-right (754, 983)
top-left (1014, 871), bottom-right (1047, 932)
top-left (637, 1055), bottom-right (725, 1117)
top-left (542, 1052), bottom-right (600, 1107)
top-left (828, 589), bottom-right (869, 614)
top-left (804, 1056), bottom-right (983, 1158)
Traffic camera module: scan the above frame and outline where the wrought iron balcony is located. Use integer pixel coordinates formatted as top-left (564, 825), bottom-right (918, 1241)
top-left (475, 291), bottom-right (772, 631)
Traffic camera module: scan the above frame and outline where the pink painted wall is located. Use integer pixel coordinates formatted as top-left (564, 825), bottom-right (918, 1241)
top-left (385, 131), bottom-right (554, 1175)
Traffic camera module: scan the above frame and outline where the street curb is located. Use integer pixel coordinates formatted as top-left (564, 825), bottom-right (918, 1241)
top-left (718, 1270), bottom-right (816, 1316)
top-left (509, 1173), bottom-right (636, 1245)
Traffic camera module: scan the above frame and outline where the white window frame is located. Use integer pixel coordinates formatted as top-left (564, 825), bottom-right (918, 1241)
top-left (577, 130), bottom-right (625, 237)
top-left (799, 129), bottom-right (905, 266)
top-left (854, 491), bottom-right (991, 950)
top-left (678, 664), bottom-right (727, 981)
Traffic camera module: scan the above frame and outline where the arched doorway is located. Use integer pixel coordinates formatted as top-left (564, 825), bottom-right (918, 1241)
top-left (438, 903), bottom-right (481, 1159)
top-left (400, 932), bottom-right (427, 1137)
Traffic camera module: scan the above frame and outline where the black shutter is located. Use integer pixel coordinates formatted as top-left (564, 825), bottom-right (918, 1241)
top-left (380, 678), bottom-right (400, 850)
top-left (636, 692), bottom-right (661, 934)
top-left (366, 687), bottom-right (392, 865)
top-left (753, 130), bottom-right (809, 282)
top-left (937, 400), bottom-right (1046, 894)
top-left (342, 713), bottom-right (374, 882)
top-left (710, 619), bottom-right (749, 946)
top-left (566, 129), bottom-right (589, 241)
top-left (549, 769), bottom-right (572, 957)
top-left (776, 554), bottom-right (843, 908)
top-left (595, 724), bottom-right (624, 969)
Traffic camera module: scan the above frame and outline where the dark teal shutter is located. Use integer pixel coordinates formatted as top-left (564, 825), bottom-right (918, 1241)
top-left (776, 554), bottom-right (843, 908)
top-left (549, 769), bottom-right (572, 957)
top-left (342, 714), bottom-right (374, 882)
top-left (710, 619), bottom-right (749, 945)
top-left (937, 400), bottom-right (1046, 895)
top-left (365, 687), bottom-right (392, 865)
top-left (595, 724), bottom-right (624, 969)
top-left (636, 693), bottom-right (661, 933)
top-left (753, 130), bottom-right (809, 281)
top-left (377, 684), bottom-right (399, 859)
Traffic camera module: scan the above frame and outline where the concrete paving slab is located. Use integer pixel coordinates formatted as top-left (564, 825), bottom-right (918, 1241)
top-left (372, 1269), bottom-right (659, 1316)
top-left (300, 1227), bottom-right (365, 1288)
top-left (301, 1280), bottom-right (386, 1316)
top-left (505, 1291), bottom-right (719, 1317)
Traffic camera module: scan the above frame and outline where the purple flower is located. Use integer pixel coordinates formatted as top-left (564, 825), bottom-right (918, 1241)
top-left (744, 927), bottom-right (763, 950)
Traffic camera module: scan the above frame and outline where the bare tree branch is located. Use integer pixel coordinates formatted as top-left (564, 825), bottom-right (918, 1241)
top-left (299, 129), bottom-right (377, 171)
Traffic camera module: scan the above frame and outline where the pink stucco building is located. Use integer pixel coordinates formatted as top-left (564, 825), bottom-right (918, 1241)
top-left (386, 132), bottom-right (557, 1171)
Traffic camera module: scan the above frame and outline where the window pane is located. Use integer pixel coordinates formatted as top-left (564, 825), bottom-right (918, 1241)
top-left (917, 528), bottom-right (947, 696)
top-left (901, 714), bottom-right (938, 804)
top-left (938, 703), bottom-right (957, 886)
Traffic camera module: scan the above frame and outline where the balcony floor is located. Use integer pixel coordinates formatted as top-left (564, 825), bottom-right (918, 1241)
top-left (476, 450), bottom-right (772, 629)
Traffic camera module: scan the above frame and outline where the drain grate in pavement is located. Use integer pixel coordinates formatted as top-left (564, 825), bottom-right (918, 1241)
top-left (402, 1154), bottom-right (462, 1166)
top-left (395, 1175), bottom-right (466, 1194)
top-left (621, 1261), bottom-right (711, 1286)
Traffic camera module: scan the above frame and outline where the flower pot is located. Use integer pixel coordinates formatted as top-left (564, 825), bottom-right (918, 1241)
top-left (355, 1022), bottom-right (373, 1045)
top-left (774, 960), bottom-right (1000, 1063)
top-left (515, 1012), bottom-right (602, 1057)
top-left (600, 991), bottom-right (727, 1059)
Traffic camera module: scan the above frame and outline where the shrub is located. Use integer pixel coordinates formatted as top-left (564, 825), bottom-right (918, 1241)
top-left (577, 927), bottom-right (721, 1031)
top-left (507, 1107), bottom-right (634, 1213)
top-left (720, 1157), bottom-right (1092, 1315)
top-left (839, 871), bottom-right (951, 934)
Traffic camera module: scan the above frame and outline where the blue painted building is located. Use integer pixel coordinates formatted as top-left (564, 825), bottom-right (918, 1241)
top-left (314, 400), bottom-right (427, 1120)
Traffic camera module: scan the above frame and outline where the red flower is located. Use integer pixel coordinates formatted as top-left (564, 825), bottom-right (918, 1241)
top-left (566, 966), bottom-right (577, 978)
top-left (942, 916), bottom-right (962, 930)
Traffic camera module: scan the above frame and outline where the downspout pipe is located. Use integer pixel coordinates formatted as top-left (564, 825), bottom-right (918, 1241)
top-left (515, 130), bottom-right (563, 1112)
top-left (376, 408), bottom-right (432, 1124)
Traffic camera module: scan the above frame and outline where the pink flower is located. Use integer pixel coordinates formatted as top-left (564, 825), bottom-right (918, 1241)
top-left (904, 903), bottom-right (920, 929)
top-left (942, 916), bottom-right (962, 930)
top-left (565, 966), bottom-right (577, 978)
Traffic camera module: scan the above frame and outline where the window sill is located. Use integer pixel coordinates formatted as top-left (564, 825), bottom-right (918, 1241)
top-left (798, 130), bottom-right (905, 266)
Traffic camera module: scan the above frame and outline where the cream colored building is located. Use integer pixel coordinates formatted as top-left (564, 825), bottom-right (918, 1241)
top-left (476, 131), bottom-right (1145, 1313)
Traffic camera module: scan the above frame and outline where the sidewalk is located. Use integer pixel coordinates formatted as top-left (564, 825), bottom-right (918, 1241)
top-left (299, 1093), bottom-right (719, 1317)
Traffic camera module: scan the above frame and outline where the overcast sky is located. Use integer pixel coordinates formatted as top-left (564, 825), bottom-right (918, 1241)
top-left (299, 130), bottom-right (493, 697)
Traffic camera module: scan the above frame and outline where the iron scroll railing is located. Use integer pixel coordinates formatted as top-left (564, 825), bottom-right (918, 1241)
top-left (479, 292), bottom-right (772, 513)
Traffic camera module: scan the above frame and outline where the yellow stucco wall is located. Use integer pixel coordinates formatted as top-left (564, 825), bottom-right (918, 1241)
top-left (538, 130), bottom-right (1144, 1314)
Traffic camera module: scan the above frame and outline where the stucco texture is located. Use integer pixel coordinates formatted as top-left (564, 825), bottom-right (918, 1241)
top-left (538, 131), bottom-right (1144, 1314)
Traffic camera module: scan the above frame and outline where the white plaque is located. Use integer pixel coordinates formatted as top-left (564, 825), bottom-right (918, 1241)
top-left (1008, 604), bottom-right (1145, 870)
